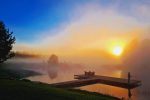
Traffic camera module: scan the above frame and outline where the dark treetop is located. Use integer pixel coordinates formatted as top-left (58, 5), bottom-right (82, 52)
top-left (0, 21), bottom-right (15, 63)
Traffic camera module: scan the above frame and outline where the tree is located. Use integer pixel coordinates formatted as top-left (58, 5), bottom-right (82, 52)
top-left (0, 21), bottom-right (15, 63)
top-left (48, 54), bottom-right (59, 66)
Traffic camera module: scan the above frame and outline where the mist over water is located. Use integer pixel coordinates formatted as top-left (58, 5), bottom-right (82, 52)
top-left (121, 39), bottom-right (150, 100)
top-left (5, 39), bottom-right (150, 100)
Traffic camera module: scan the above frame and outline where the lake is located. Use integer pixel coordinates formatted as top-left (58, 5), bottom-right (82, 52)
top-left (7, 58), bottom-right (150, 100)
top-left (27, 73), bottom-right (149, 100)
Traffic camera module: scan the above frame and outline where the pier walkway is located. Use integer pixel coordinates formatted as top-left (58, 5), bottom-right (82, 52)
top-left (51, 72), bottom-right (141, 89)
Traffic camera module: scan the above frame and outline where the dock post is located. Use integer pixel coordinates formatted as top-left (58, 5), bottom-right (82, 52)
top-left (128, 72), bottom-right (132, 99)
top-left (128, 72), bottom-right (130, 84)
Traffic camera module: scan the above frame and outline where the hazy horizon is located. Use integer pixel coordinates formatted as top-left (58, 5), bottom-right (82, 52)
top-left (0, 0), bottom-right (150, 100)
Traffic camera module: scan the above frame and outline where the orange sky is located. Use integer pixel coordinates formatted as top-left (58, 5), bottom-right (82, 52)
top-left (13, 2), bottom-right (150, 59)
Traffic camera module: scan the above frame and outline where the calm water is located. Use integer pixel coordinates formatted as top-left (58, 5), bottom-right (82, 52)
top-left (7, 58), bottom-right (150, 100)
top-left (27, 74), bottom-right (150, 100)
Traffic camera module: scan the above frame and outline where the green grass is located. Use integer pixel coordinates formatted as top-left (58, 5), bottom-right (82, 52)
top-left (0, 79), bottom-right (120, 100)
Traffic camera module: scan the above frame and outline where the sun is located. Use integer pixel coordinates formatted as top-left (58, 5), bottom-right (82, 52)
top-left (112, 46), bottom-right (123, 56)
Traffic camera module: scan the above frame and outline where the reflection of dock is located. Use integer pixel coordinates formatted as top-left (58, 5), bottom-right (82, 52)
top-left (51, 71), bottom-right (141, 89)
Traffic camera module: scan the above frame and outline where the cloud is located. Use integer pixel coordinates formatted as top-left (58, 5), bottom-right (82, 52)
top-left (14, 2), bottom-right (149, 57)
top-left (130, 2), bottom-right (150, 24)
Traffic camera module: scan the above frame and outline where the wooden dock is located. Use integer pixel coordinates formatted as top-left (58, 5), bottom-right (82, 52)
top-left (51, 72), bottom-right (141, 89)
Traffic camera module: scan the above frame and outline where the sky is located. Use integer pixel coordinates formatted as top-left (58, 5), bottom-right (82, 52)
top-left (1, 1), bottom-right (150, 98)
top-left (0, 0), bottom-right (150, 56)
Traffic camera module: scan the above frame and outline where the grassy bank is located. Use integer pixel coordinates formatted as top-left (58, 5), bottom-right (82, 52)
top-left (0, 79), bottom-right (120, 100)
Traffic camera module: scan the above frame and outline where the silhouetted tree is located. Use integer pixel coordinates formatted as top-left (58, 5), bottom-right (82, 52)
top-left (0, 21), bottom-right (15, 63)
top-left (47, 54), bottom-right (59, 79)
top-left (48, 54), bottom-right (59, 66)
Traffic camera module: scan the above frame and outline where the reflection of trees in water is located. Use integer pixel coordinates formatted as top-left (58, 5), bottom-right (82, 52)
top-left (47, 54), bottom-right (59, 79)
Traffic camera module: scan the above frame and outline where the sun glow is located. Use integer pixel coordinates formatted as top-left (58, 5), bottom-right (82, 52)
top-left (113, 46), bottom-right (123, 56)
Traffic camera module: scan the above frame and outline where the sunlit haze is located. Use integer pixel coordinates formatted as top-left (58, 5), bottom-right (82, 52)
top-left (113, 46), bottom-right (123, 56)
top-left (0, 0), bottom-right (148, 59)
top-left (0, 1), bottom-right (150, 100)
